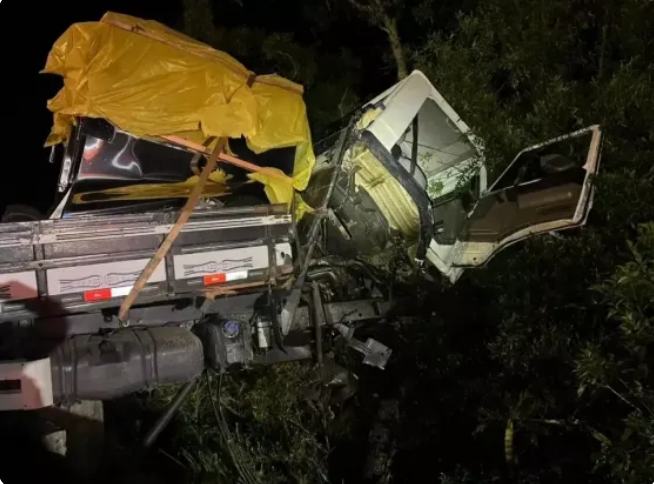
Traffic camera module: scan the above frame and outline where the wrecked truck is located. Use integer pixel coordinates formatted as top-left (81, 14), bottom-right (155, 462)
top-left (0, 12), bottom-right (602, 412)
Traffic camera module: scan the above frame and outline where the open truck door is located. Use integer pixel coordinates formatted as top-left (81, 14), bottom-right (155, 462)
top-left (428, 125), bottom-right (603, 281)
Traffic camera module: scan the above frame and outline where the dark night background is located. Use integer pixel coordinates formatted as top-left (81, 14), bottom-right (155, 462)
top-left (2, 1), bottom-right (180, 212)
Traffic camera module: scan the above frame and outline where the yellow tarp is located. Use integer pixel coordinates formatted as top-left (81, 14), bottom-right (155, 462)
top-left (42, 11), bottom-right (315, 205)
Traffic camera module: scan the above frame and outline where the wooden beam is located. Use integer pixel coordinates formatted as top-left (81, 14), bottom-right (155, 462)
top-left (117, 137), bottom-right (227, 323)
top-left (161, 135), bottom-right (293, 184)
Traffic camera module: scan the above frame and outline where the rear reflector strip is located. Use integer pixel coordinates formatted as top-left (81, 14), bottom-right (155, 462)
top-left (83, 285), bottom-right (133, 302)
top-left (82, 270), bottom-right (250, 300)
top-left (203, 270), bottom-right (249, 286)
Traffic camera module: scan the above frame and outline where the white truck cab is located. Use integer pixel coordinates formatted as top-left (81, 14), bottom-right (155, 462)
top-left (312, 70), bottom-right (602, 282)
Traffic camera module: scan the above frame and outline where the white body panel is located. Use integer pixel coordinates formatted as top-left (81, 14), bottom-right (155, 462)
top-left (0, 358), bottom-right (53, 410)
top-left (47, 258), bottom-right (167, 296)
top-left (0, 271), bottom-right (39, 302)
top-left (173, 243), bottom-right (293, 280)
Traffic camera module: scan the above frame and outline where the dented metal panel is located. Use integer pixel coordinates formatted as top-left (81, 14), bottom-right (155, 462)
top-left (0, 205), bottom-right (294, 322)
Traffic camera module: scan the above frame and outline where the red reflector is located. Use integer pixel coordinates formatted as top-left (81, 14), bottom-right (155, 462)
top-left (84, 288), bottom-right (112, 302)
top-left (203, 273), bottom-right (227, 286)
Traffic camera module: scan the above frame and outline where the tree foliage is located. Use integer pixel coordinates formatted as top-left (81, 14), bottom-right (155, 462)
top-left (181, 0), bottom-right (362, 137)
top-left (153, 364), bottom-right (330, 484)
top-left (579, 222), bottom-right (654, 483)
top-left (402, 0), bottom-right (654, 482)
top-left (342, 0), bottom-right (409, 79)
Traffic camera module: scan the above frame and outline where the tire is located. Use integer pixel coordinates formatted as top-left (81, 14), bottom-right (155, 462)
top-left (1, 204), bottom-right (45, 222)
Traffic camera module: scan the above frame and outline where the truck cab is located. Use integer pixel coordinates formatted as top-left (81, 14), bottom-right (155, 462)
top-left (310, 70), bottom-right (603, 282)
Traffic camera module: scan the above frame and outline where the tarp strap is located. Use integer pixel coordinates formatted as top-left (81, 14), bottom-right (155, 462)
top-left (161, 135), bottom-right (292, 183)
top-left (246, 74), bottom-right (256, 88)
top-left (117, 136), bottom-right (228, 324)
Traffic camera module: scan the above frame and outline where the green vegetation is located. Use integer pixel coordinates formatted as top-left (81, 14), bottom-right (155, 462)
top-left (152, 0), bottom-right (654, 482)
top-left (151, 364), bottom-right (330, 484)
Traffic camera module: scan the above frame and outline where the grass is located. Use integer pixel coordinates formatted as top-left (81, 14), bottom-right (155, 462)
top-left (149, 362), bottom-right (331, 484)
